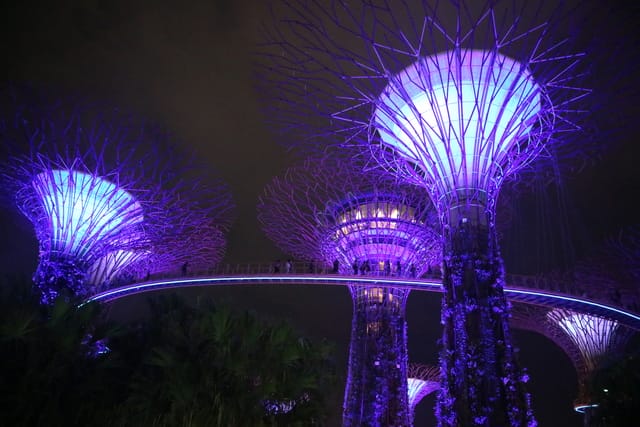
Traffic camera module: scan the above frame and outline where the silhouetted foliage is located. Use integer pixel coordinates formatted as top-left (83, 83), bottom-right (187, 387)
top-left (120, 294), bottom-right (337, 426)
top-left (588, 345), bottom-right (640, 427)
top-left (0, 276), bottom-right (125, 426)
top-left (0, 278), bottom-right (337, 427)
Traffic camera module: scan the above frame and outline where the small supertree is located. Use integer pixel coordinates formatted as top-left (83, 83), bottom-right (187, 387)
top-left (259, 1), bottom-right (590, 424)
top-left (0, 86), bottom-right (234, 303)
top-left (509, 303), bottom-right (587, 407)
top-left (546, 308), bottom-right (633, 425)
top-left (258, 153), bottom-right (440, 427)
top-left (407, 363), bottom-right (440, 425)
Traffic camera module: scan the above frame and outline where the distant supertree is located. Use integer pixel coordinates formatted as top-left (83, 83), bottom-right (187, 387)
top-left (407, 363), bottom-right (440, 425)
top-left (258, 154), bottom-right (440, 427)
top-left (546, 308), bottom-right (632, 425)
top-left (509, 304), bottom-right (588, 405)
top-left (260, 1), bottom-right (590, 424)
top-left (0, 86), bottom-right (234, 303)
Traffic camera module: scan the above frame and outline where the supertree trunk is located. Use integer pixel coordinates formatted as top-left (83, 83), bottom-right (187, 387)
top-left (343, 286), bottom-right (411, 427)
top-left (437, 204), bottom-right (534, 427)
top-left (1, 86), bottom-right (234, 303)
top-left (33, 255), bottom-right (87, 304)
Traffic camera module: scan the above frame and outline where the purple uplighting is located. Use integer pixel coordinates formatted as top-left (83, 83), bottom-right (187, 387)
top-left (407, 363), bottom-right (440, 423)
top-left (86, 248), bottom-right (148, 287)
top-left (258, 154), bottom-right (440, 426)
top-left (547, 309), bottom-right (632, 414)
top-left (260, 1), bottom-right (588, 424)
top-left (32, 169), bottom-right (144, 256)
top-left (1, 90), bottom-right (235, 303)
top-left (374, 50), bottom-right (543, 199)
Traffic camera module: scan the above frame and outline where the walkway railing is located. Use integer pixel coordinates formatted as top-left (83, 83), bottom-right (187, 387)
top-left (109, 261), bottom-right (639, 316)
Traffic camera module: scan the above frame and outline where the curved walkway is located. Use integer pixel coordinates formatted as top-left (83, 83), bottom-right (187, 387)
top-left (86, 267), bottom-right (640, 330)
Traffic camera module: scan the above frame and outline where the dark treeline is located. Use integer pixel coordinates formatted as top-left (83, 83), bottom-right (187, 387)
top-left (0, 276), bottom-right (338, 427)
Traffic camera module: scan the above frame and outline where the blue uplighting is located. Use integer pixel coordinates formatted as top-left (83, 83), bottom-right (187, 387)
top-left (374, 50), bottom-right (542, 195)
top-left (32, 169), bottom-right (143, 257)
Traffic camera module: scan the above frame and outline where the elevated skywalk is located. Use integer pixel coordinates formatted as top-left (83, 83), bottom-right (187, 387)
top-left (85, 262), bottom-right (640, 330)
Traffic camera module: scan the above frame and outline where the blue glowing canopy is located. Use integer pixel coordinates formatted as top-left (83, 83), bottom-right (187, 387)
top-left (32, 169), bottom-right (144, 257)
top-left (374, 49), bottom-right (543, 198)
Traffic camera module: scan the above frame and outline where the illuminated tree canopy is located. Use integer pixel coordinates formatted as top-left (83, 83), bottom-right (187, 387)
top-left (259, 152), bottom-right (440, 426)
top-left (257, 1), bottom-right (593, 425)
top-left (258, 153), bottom-right (440, 275)
top-left (0, 86), bottom-right (234, 303)
top-left (259, 0), bottom-right (589, 211)
top-left (547, 310), bottom-right (628, 373)
top-left (546, 308), bottom-right (633, 415)
top-left (407, 363), bottom-right (440, 417)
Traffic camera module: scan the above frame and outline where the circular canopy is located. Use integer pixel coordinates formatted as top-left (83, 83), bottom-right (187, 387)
top-left (374, 49), bottom-right (543, 200)
top-left (32, 169), bottom-right (143, 257)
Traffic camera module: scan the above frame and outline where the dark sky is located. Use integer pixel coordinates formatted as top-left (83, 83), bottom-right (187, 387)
top-left (1, 1), bottom-right (639, 426)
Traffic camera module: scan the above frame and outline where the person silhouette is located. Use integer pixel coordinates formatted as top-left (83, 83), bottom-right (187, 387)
top-left (181, 262), bottom-right (189, 276)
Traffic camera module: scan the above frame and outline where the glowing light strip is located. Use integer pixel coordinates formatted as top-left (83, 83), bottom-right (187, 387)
top-left (83, 276), bottom-right (440, 304)
top-left (574, 404), bottom-right (598, 414)
top-left (508, 288), bottom-right (640, 324)
top-left (83, 275), bottom-right (640, 328)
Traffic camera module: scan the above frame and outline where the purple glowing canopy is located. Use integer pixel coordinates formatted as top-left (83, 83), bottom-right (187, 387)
top-left (258, 2), bottom-right (590, 425)
top-left (258, 152), bottom-right (440, 425)
top-left (31, 169), bottom-right (144, 258)
top-left (407, 363), bottom-right (440, 414)
top-left (1, 86), bottom-right (234, 302)
top-left (259, 0), bottom-right (588, 209)
top-left (546, 309), bottom-right (633, 412)
top-left (373, 49), bottom-right (545, 200)
top-left (547, 309), bottom-right (629, 372)
top-left (510, 302), bottom-right (633, 414)
top-left (258, 153), bottom-right (441, 274)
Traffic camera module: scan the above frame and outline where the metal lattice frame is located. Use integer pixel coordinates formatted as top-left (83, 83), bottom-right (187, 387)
top-left (510, 303), bottom-right (586, 372)
top-left (509, 303), bottom-right (589, 408)
top-left (259, 0), bottom-right (588, 208)
top-left (407, 363), bottom-right (440, 421)
top-left (546, 308), bottom-right (633, 413)
top-left (259, 154), bottom-right (441, 275)
top-left (0, 87), bottom-right (234, 303)
top-left (259, 2), bottom-right (590, 425)
top-left (258, 153), bottom-right (440, 427)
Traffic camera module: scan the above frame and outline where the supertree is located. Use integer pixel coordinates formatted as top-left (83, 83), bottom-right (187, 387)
top-left (258, 153), bottom-right (440, 426)
top-left (259, 1), bottom-right (590, 424)
top-left (407, 363), bottom-right (440, 425)
top-left (0, 86), bottom-right (234, 303)
top-left (546, 308), bottom-right (633, 426)
top-left (509, 301), bottom-right (635, 426)
top-left (509, 304), bottom-right (588, 407)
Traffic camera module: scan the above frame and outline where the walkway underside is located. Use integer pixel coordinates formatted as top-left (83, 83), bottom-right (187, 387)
top-left (85, 274), bottom-right (640, 330)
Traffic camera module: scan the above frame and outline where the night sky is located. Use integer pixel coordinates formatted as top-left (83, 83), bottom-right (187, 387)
top-left (1, 1), bottom-right (639, 426)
